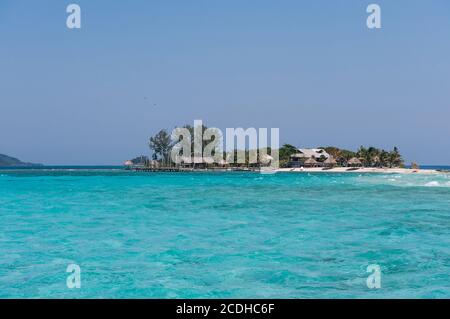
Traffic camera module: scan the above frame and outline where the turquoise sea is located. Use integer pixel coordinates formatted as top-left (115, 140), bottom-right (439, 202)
top-left (1, 168), bottom-right (450, 298)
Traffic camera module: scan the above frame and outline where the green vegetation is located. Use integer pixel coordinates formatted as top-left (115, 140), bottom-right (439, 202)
top-left (148, 129), bottom-right (172, 165)
top-left (279, 144), bottom-right (298, 167)
top-left (146, 124), bottom-right (405, 168)
top-left (0, 154), bottom-right (42, 167)
top-left (321, 146), bottom-right (404, 168)
top-left (181, 124), bottom-right (222, 157)
top-left (130, 155), bottom-right (149, 165)
top-left (321, 147), bottom-right (356, 161)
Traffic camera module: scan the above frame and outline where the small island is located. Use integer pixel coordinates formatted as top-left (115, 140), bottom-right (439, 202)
top-left (123, 124), bottom-right (438, 175)
top-left (0, 153), bottom-right (42, 167)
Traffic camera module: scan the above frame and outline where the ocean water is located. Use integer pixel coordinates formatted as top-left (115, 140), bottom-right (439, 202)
top-left (1, 169), bottom-right (450, 298)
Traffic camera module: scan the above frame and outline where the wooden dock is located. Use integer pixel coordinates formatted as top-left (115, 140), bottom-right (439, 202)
top-left (126, 167), bottom-right (259, 172)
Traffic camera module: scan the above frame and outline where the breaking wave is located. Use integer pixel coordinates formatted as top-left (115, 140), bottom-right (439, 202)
top-left (356, 173), bottom-right (450, 188)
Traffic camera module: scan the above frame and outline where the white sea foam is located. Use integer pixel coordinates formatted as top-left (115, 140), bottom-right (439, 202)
top-left (357, 173), bottom-right (450, 188)
top-left (425, 181), bottom-right (440, 187)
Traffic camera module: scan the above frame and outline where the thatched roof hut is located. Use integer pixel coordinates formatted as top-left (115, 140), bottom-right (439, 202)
top-left (304, 157), bottom-right (318, 167)
top-left (323, 156), bottom-right (337, 167)
top-left (260, 154), bottom-right (274, 165)
top-left (411, 162), bottom-right (420, 170)
top-left (348, 157), bottom-right (363, 167)
top-left (218, 159), bottom-right (228, 166)
top-left (149, 160), bottom-right (160, 168)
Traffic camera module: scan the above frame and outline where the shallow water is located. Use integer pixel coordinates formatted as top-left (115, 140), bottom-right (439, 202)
top-left (1, 170), bottom-right (450, 298)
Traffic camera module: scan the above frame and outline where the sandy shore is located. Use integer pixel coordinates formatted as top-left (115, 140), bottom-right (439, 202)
top-left (276, 167), bottom-right (441, 174)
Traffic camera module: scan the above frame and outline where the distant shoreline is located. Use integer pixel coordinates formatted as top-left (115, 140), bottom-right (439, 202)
top-left (0, 165), bottom-right (123, 170)
top-left (277, 167), bottom-right (443, 175)
top-left (1, 166), bottom-right (448, 175)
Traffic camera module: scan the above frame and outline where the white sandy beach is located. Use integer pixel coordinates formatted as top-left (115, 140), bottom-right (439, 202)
top-left (276, 167), bottom-right (441, 174)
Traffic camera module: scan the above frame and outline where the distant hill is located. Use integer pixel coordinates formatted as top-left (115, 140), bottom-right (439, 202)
top-left (0, 154), bottom-right (42, 167)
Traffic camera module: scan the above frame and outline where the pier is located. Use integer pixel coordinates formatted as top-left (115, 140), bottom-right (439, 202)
top-left (125, 167), bottom-right (260, 172)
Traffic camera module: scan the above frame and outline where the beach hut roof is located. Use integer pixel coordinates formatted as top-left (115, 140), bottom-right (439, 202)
top-left (324, 156), bottom-right (337, 164)
top-left (260, 154), bottom-right (274, 161)
top-left (149, 160), bottom-right (159, 166)
top-left (218, 159), bottom-right (228, 165)
top-left (304, 157), bottom-right (318, 164)
top-left (348, 157), bottom-right (362, 165)
top-left (290, 148), bottom-right (330, 159)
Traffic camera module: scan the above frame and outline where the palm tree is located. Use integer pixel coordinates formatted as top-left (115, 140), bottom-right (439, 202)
top-left (357, 146), bottom-right (369, 167)
top-left (388, 147), bottom-right (403, 168)
top-left (369, 147), bottom-right (379, 167)
top-left (149, 129), bottom-right (173, 166)
top-left (278, 144), bottom-right (298, 168)
top-left (379, 150), bottom-right (389, 167)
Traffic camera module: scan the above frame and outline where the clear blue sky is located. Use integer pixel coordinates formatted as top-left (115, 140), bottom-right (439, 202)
top-left (1, 0), bottom-right (449, 165)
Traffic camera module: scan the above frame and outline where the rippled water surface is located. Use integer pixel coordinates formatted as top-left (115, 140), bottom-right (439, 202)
top-left (1, 170), bottom-right (450, 298)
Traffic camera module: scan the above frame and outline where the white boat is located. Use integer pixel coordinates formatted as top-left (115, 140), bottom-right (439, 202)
top-left (259, 167), bottom-right (278, 175)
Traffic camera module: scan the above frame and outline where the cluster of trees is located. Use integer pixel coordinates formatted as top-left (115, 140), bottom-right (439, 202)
top-left (148, 126), bottom-right (404, 168)
top-left (322, 146), bottom-right (404, 168)
top-left (148, 129), bottom-right (172, 164)
top-left (276, 144), bottom-right (404, 168)
top-left (148, 124), bottom-right (222, 165)
top-left (129, 155), bottom-right (149, 165)
top-left (148, 125), bottom-right (276, 167)
top-left (278, 144), bottom-right (298, 167)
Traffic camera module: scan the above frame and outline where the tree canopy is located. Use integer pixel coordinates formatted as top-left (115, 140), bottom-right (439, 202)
top-left (148, 129), bottom-right (172, 164)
